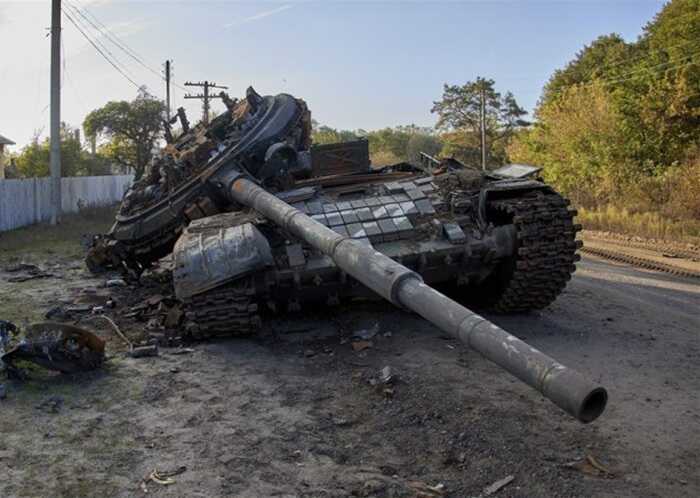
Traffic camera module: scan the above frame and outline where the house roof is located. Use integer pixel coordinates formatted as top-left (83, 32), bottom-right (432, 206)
top-left (0, 134), bottom-right (15, 145)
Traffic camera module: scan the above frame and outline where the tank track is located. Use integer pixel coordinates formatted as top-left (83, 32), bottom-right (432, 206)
top-left (487, 190), bottom-right (582, 312)
top-left (183, 278), bottom-right (261, 339)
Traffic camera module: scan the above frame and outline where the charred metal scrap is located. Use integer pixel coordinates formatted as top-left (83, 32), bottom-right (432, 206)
top-left (86, 86), bottom-right (311, 275)
top-left (0, 322), bottom-right (105, 375)
top-left (85, 86), bottom-right (607, 422)
top-left (0, 320), bottom-right (17, 370)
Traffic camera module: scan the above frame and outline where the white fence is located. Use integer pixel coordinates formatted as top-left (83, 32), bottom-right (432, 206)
top-left (0, 175), bottom-right (133, 232)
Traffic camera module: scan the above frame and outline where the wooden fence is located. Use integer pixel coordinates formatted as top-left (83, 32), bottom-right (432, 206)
top-left (0, 175), bottom-right (133, 232)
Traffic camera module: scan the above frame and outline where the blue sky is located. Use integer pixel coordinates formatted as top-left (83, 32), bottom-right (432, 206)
top-left (0, 0), bottom-right (664, 148)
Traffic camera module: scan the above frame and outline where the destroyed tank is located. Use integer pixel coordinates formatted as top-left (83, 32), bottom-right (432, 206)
top-left (87, 87), bottom-right (606, 422)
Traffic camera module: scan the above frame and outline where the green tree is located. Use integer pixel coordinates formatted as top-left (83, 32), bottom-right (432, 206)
top-left (406, 130), bottom-right (442, 164)
top-left (431, 77), bottom-right (528, 168)
top-left (14, 124), bottom-right (104, 178)
top-left (84, 89), bottom-right (165, 180)
top-left (311, 123), bottom-right (442, 166)
top-left (509, 82), bottom-right (631, 206)
top-left (311, 125), bottom-right (360, 145)
top-left (541, 34), bottom-right (634, 103)
top-left (510, 0), bottom-right (700, 221)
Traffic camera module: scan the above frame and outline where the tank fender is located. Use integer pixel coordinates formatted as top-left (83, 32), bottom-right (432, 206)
top-left (477, 179), bottom-right (551, 229)
top-left (173, 222), bottom-right (273, 300)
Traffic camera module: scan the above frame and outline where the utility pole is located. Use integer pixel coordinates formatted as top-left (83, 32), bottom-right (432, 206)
top-left (164, 60), bottom-right (171, 121)
top-left (184, 80), bottom-right (228, 125)
top-left (480, 86), bottom-right (487, 172)
top-left (50, 0), bottom-right (62, 224)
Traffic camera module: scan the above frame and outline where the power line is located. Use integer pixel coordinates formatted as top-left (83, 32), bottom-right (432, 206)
top-left (70, 0), bottom-right (150, 65)
top-left (62, 8), bottom-right (143, 91)
top-left (552, 50), bottom-right (700, 95)
top-left (65, 0), bottom-right (160, 82)
top-left (67, 0), bottom-right (187, 92)
top-left (601, 56), bottom-right (699, 87)
top-left (184, 80), bottom-right (228, 124)
top-left (581, 34), bottom-right (700, 81)
top-left (597, 49), bottom-right (700, 85)
top-left (62, 2), bottom-right (139, 83)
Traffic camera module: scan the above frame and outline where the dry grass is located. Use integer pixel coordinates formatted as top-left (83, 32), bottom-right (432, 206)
top-left (370, 150), bottom-right (402, 167)
top-left (577, 205), bottom-right (700, 245)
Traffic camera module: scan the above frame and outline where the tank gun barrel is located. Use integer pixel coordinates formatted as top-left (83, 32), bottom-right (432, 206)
top-left (224, 176), bottom-right (607, 423)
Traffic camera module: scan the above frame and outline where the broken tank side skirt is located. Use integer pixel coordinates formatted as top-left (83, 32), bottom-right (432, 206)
top-left (0, 322), bottom-right (106, 375)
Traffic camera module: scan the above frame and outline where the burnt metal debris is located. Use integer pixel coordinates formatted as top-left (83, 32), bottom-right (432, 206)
top-left (0, 322), bottom-right (105, 375)
top-left (86, 86), bottom-right (607, 422)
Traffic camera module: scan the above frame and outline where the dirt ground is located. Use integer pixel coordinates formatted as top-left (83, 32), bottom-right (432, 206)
top-left (0, 218), bottom-right (698, 498)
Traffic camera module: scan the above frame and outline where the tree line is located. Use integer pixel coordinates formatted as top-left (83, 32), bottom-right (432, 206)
top-left (312, 77), bottom-right (526, 170)
top-left (509, 0), bottom-right (700, 222)
top-left (5, 87), bottom-right (165, 180)
top-left (7, 77), bottom-right (524, 180)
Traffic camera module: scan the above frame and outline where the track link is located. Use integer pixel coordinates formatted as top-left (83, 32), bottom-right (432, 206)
top-left (183, 278), bottom-right (261, 339)
top-left (487, 191), bottom-right (581, 312)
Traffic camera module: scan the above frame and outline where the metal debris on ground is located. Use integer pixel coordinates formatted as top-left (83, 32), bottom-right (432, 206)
top-left (169, 347), bottom-right (195, 355)
top-left (78, 314), bottom-right (132, 351)
top-left (66, 304), bottom-right (92, 314)
top-left (45, 306), bottom-right (68, 320)
top-left (0, 320), bottom-right (17, 371)
top-left (482, 474), bottom-right (515, 495)
top-left (564, 454), bottom-right (615, 478)
top-left (129, 345), bottom-right (159, 358)
top-left (332, 416), bottom-right (352, 427)
top-left (352, 322), bottom-right (380, 341)
top-left (380, 365), bottom-right (395, 384)
top-left (4, 263), bottom-right (40, 273)
top-left (351, 340), bottom-right (373, 352)
top-left (1, 322), bottom-right (105, 375)
top-left (6, 270), bottom-right (56, 282)
top-left (140, 466), bottom-right (187, 493)
top-left (35, 396), bottom-right (65, 414)
top-left (146, 294), bottom-right (165, 307)
top-left (164, 305), bottom-right (183, 328)
top-left (106, 278), bottom-right (127, 287)
top-left (407, 480), bottom-right (446, 496)
top-left (4, 262), bottom-right (57, 282)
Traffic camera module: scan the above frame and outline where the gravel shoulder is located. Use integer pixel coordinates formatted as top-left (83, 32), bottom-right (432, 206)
top-left (580, 231), bottom-right (700, 274)
top-left (0, 251), bottom-right (698, 498)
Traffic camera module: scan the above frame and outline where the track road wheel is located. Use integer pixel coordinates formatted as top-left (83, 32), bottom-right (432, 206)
top-left (478, 190), bottom-right (582, 313)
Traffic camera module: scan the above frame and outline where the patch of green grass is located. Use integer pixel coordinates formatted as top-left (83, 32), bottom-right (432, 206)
top-left (0, 206), bottom-right (117, 261)
top-left (0, 285), bottom-right (46, 323)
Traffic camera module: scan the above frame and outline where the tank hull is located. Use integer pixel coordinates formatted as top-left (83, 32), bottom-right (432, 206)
top-left (173, 172), bottom-right (580, 337)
